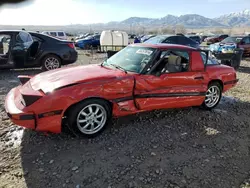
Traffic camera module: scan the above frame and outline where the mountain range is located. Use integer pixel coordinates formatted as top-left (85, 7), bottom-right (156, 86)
top-left (112, 9), bottom-right (250, 28)
top-left (1, 9), bottom-right (250, 33)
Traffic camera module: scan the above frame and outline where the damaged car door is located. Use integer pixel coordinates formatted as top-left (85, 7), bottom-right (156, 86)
top-left (134, 49), bottom-right (206, 110)
top-left (11, 31), bottom-right (33, 68)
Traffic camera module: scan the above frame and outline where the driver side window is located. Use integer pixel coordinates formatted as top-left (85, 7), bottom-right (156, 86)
top-left (151, 50), bottom-right (190, 76)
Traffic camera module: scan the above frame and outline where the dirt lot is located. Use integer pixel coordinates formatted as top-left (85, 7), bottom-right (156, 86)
top-left (0, 53), bottom-right (250, 188)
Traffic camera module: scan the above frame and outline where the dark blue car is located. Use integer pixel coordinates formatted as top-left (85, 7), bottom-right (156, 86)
top-left (75, 35), bottom-right (100, 49)
top-left (144, 35), bottom-right (200, 49)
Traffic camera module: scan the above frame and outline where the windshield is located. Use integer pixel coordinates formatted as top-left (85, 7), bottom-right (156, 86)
top-left (221, 37), bottom-right (242, 43)
top-left (102, 46), bottom-right (156, 73)
top-left (144, 36), bottom-right (167, 44)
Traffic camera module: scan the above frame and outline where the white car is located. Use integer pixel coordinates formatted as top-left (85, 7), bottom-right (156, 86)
top-left (42, 31), bottom-right (67, 40)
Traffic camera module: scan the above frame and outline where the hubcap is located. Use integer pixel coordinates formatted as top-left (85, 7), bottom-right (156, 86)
top-left (76, 104), bottom-right (107, 135)
top-left (45, 57), bottom-right (60, 70)
top-left (205, 85), bottom-right (220, 108)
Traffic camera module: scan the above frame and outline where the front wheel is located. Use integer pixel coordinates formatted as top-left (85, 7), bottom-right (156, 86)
top-left (68, 99), bottom-right (111, 137)
top-left (42, 55), bottom-right (61, 71)
top-left (202, 82), bottom-right (222, 110)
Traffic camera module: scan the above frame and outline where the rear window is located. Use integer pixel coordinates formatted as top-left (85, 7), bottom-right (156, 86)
top-left (189, 36), bottom-right (200, 40)
top-left (164, 36), bottom-right (178, 44)
top-left (221, 37), bottom-right (242, 43)
top-left (144, 36), bottom-right (167, 44)
top-left (50, 32), bottom-right (57, 37)
top-left (58, 32), bottom-right (65, 37)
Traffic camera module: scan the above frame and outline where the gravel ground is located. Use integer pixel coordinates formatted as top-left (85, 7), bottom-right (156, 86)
top-left (0, 52), bottom-right (250, 188)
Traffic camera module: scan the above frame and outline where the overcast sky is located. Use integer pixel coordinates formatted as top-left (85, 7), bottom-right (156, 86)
top-left (0, 0), bottom-right (249, 25)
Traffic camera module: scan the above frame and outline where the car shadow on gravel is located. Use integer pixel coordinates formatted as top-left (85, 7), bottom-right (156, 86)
top-left (238, 66), bottom-right (250, 74)
top-left (20, 96), bottom-right (250, 188)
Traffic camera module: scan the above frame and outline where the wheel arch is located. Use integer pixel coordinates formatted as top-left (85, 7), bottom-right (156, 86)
top-left (208, 79), bottom-right (224, 90)
top-left (40, 53), bottom-right (62, 66)
top-left (63, 96), bottom-right (113, 118)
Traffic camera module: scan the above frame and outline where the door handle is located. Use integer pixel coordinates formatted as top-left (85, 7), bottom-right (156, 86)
top-left (194, 76), bottom-right (204, 80)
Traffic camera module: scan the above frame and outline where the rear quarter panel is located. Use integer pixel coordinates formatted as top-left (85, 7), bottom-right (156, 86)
top-left (205, 65), bottom-right (237, 92)
top-left (37, 39), bottom-right (77, 65)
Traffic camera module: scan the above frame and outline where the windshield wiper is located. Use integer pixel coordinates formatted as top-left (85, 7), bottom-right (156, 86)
top-left (109, 63), bottom-right (127, 73)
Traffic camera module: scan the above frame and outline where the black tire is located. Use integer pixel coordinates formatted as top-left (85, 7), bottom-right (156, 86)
top-left (84, 44), bottom-right (91, 50)
top-left (221, 60), bottom-right (231, 66)
top-left (68, 99), bottom-right (111, 137)
top-left (42, 54), bottom-right (61, 71)
top-left (231, 59), bottom-right (240, 70)
top-left (202, 82), bottom-right (222, 110)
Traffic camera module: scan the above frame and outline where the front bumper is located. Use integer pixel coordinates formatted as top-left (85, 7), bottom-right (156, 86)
top-left (5, 87), bottom-right (36, 129)
top-left (5, 87), bottom-right (63, 133)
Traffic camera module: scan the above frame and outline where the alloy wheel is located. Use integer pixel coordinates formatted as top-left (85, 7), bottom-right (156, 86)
top-left (76, 104), bottom-right (107, 135)
top-left (205, 85), bottom-right (220, 108)
top-left (44, 57), bottom-right (60, 70)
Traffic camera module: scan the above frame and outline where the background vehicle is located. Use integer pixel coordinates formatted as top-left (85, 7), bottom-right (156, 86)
top-left (5, 43), bottom-right (238, 137)
top-left (144, 35), bottom-right (200, 48)
top-left (205, 34), bottom-right (229, 44)
top-left (75, 33), bottom-right (91, 40)
top-left (186, 35), bottom-right (201, 44)
top-left (42, 31), bottom-right (67, 40)
top-left (209, 36), bottom-right (250, 57)
top-left (0, 30), bottom-right (77, 71)
top-left (140, 34), bottom-right (156, 42)
top-left (75, 34), bottom-right (101, 49)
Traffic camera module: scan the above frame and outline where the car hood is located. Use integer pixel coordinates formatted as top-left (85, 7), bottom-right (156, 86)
top-left (30, 64), bottom-right (123, 93)
top-left (76, 38), bottom-right (93, 43)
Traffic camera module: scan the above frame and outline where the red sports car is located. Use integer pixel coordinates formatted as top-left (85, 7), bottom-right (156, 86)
top-left (5, 44), bottom-right (238, 137)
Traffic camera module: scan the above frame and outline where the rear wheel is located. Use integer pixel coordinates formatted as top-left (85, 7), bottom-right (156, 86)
top-left (68, 99), bottom-right (111, 137)
top-left (202, 82), bottom-right (222, 110)
top-left (42, 55), bottom-right (61, 71)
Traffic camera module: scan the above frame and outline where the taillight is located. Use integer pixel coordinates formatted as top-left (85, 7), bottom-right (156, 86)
top-left (67, 43), bottom-right (75, 49)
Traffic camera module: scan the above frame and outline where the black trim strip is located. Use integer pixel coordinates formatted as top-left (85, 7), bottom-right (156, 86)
top-left (7, 113), bottom-right (35, 120)
top-left (113, 96), bottom-right (133, 103)
top-left (38, 110), bottom-right (63, 119)
top-left (112, 92), bottom-right (206, 103)
top-left (194, 76), bottom-right (204, 80)
top-left (20, 114), bottom-right (35, 120)
top-left (224, 79), bottom-right (239, 85)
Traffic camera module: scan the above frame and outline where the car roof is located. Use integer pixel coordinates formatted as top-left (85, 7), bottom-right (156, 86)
top-left (229, 35), bottom-right (245, 38)
top-left (0, 30), bottom-right (39, 34)
top-left (0, 30), bottom-right (21, 34)
top-left (130, 43), bottom-right (196, 50)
